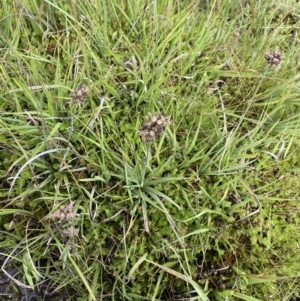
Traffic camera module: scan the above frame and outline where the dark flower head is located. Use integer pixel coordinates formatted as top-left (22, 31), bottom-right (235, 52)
top-left (69, 84), bottom-right (89, 104)
top-left (138, 113), bottom-right (171, 142)
top-left (50, 201), bottom-right (76, 221)
top-left (265, 48), bottom-right (283, 69)
top-left (61, 226), bottom-right (79, 238)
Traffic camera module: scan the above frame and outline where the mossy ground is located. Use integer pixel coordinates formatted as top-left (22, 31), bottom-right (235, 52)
top-left (1, 1), bottom-right (300, 300)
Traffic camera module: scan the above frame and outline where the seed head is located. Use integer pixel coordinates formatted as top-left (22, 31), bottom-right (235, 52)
top-left (69, 84), bottom-right (89, 104)
top-left (265, 48), bottom-right (283, 70)
top-left (138, 113), bottom-right (171, 142)
top-left (50, 201), bottom-right (76, 221)
top-left (61, 226), bottom-right (79, 238)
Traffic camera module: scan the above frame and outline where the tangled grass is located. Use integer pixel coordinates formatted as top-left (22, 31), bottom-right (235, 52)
top-left (1, 0), bottom-right (300, 300)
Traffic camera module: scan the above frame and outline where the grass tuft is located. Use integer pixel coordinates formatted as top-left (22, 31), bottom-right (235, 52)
top-left (1, 0), bottom-right (300, 300)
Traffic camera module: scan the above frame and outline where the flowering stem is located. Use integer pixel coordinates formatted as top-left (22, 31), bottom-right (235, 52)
top-left (140, 141), bottom-right (152, 187)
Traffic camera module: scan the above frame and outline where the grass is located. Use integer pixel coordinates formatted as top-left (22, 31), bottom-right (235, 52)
top-left (1, 0), bottom-right (300, 300)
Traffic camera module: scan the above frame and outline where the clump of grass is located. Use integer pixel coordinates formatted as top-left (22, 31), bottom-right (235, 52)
top-left (1, 0), bottom-right (300, 301)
